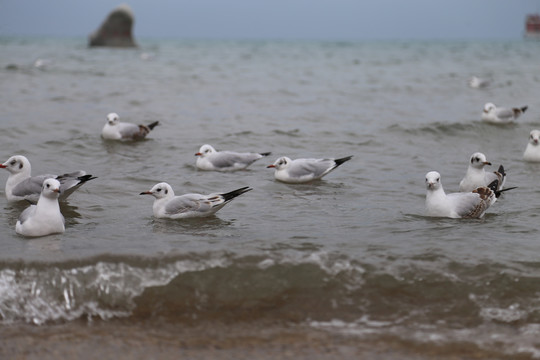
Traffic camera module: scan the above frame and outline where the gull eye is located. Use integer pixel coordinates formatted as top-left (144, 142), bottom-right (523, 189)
top-left (10, 160), bottom-right (16, 165)
top-left (156, 188), bottom-right (161, 192)
top-left (436, 177), bottom-right (440, 182)
top-left (165, 189), bottom-right (168, 194)
top-left (46, 183), bottom-right (50, 188)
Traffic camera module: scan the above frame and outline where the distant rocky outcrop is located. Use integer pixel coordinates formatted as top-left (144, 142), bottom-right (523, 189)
top-left (89, 4), bottom-right (137, 48)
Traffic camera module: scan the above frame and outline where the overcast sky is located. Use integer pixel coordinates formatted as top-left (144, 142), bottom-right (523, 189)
top-left (0, 0), bottom-right (538, 40)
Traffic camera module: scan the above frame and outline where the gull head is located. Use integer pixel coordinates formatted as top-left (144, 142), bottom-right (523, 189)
top-left (529, 129), bottom-right (540, 146)
top-left (425, 171), bottom-right (442, 191)
top-left (106, 113), bottom-right (120, 126)
top-left (0, 155), bottom-right (31, 175)
top-left (42, 178), bottom-right (61, 199)
top-left (267, 156), bottom-right (291, 170)
top-left (483, 103), bottom-right (496, 114)
top-left (195, 144), bottom-right (216, 157)
top-left (140, 182), bottom-right (173, 199)
top-left (469, 152), bottom-right (491, 169)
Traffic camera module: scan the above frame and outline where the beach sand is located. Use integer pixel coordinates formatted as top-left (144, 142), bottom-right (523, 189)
top-left (0, 319), bottom-right (522, 360)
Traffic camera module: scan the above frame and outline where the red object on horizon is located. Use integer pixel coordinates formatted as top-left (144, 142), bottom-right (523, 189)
top-left (525, 14), bottom-right (540, 37)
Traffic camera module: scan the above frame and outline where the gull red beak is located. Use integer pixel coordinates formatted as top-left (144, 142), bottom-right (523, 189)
top-left (53, 188), bottom-right (60, 193)
top-left (0, 164), bottom-right (6, 168)
top-left (139, 191), bottom-right (152, 195)
top-left (195, 152), bottom-right (202, 156)
top-left (483, 161), bottom-right (491, 166)
top-left (267, 164), bottom-right (275, 168)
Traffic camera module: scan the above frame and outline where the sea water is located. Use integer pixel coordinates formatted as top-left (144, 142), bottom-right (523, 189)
top-left (1, 36), bottom-right (540, 358)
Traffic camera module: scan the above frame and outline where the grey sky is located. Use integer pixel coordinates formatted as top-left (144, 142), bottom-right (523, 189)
top-left (0, 0), bottom-right (538, 40)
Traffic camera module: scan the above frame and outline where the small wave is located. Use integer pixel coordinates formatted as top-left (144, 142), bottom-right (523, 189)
top-left (1, 253), bottom-right (540, 336)
top-left (272, 129), bottom-right (301, 137)
top-left (386, 121), bottom-right (481, 138)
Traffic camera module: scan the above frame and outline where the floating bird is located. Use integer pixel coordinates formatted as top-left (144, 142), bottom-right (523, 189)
top-left (15, 178), bottom-right (65, 237)
top-left (481, 103), bottom-right (527, 124)
top-left (468, 76), bottom-right (490, 89)
top-left (459, 152), bottom-right (505, 192)
top-left (0, 155), bottom-right (96, 203)
top-left (33, 58), bottom-right (52, 70)
top-left (140, 182), bottom-right (252, 219)
top-left (267, 156), bottom-right (352, 183)
top-left (523, 129), bottom-right (540, 162)
top-left (425, 171), bottom-right (514, 219)
top-left (195, 144), bottom-right (271, 171)
top-left (101, 112), bottom-right (159, 140)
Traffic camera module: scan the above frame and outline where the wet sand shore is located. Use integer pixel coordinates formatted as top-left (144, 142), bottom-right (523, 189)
top-left (0, 320), bottom-right (526, 360)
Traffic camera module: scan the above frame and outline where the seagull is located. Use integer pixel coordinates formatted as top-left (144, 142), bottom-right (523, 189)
top-left (523, 129), bottom-right (540, 162)
top-left (195, 144), bottom-right (271, 171)
top-left (140, 182), bottom-right (252, 219)
top-left (459, 152), bottom-right (505, 192)
top-left (468, 76), bottom-right (490, 89)
top-left (15, 178), bottom-right (65, 237)
top-left (101, 112), bottom-right (159, 140)
top-left (481, 103), bottom-right (528, 124)
top-left (0, 155), bottom-right (96, 203)
top-left (267, 155), bottom-right (352, 183)
top-left (33, 58), bottom-right (52, 70)
top-left (425, 171), bottom-right (514, 219)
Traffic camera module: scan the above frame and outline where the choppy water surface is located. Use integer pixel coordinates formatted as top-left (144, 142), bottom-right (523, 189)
top-left (1, 37), bottom-right (540, 358)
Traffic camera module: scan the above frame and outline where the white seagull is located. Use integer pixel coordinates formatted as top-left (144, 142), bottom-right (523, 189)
top-left (101, 112), bottom-right (159, 140)
top-left (468, 76), bottom-right (490, 89)
top-left (481, 102), bottom-right (528, 124)
top-left (16, 178), bottom-right (65, 237)
top-left (0, 155), bottom-right (96, 203)
top-left (140, 182), bottom-right (252, 219)
top-left (459, 152), bottom-right (505, 192)
top-left (425, 171), bottom-right (513, 219)
top-left (523, 129), bottom-right (540, 162)
top-left (195, 144), bottom-right (271, 172)
top-left (267, 156), bottom-right (352, 183)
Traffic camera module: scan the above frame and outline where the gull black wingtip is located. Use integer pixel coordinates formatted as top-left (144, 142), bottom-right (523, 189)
top-left (79, 174), bottom-right (98, 182)
top-left (221, 186), bottom-right (253, 202)
top-left (495, 186), bottom-right (518, 198)
top-left (334, 155), bottom-right (353, 167)
top-left (147, 121), bottom-right (160, 130)
top-left (487, 179), bottom-right (518, 198)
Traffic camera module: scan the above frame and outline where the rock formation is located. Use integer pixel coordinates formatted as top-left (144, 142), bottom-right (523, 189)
top-left (89, 4), bottom-right (137, 48)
